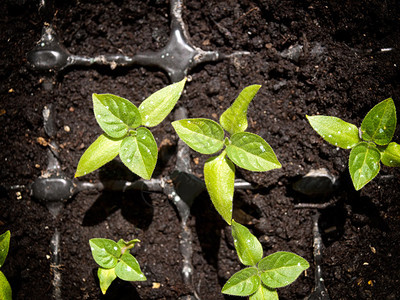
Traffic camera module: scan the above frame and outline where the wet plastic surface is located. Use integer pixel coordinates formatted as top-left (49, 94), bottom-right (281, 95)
top-left (27, 0), bottom-right (249, 82)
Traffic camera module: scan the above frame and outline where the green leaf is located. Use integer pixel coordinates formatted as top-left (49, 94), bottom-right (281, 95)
top-left (221, 267), bottom-right (260, 296)
top-left (117, 239), bottom-right (140, 252)
top-left (0, 271), bottom-right (12, 300)
top-left (306, 115), bottom-right (361, 149)
top-left (349, 142), bottom-right (381, 190)
top-left (139, 78), bottom-right (186, 127)
top-left (204, 151), bottom-right (235, 225)
top-left (93, 94), bottom-right (141, 138)
top-left (115, 253), bottom-right (146, 281)
top-left (220, 85), bottom-right (261, 135)
top-left (89, 238), bottom-right (121, 269)
top-left (98, 267), bottom-right (117, 295)
top-left (119, 127), bottom-right (158, 180)
top-left (226, 132), bottom-right (281, 171)
top-left (75, 134), bottom-right (122, 177)
top-left (172, 118), bottom-right (225, 154)
top-left (361, 98), bottom-right (396, 145)
top-left (380, 142), bottom-right (400, 167)
top-left (259, 251), bottom-right (309, 289)
top-left (0, 231), bottom-right (10, 268)
top-left (231, 220), bottom-right (263, 266)
top-left (249, 284), bottom-right (279, 300)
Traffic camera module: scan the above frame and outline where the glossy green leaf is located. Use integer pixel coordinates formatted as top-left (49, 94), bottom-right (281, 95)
top-left (349, 142), bottom-right (381, 190)
top-left (139, 78), bottom-right (186, 127)
top-left (306, 115), bottom-right (361, 149)
top-left (0, 231), bottom-right (10, 268)
top-left (361, 98), bottom-right (396, 145)
top-left (119, 128), bottom-right (158, 180)
top-left (115, 253), bottom-right (146, 281)
top-left (226, 132), bottom-right (281, 171)
top-left (89, 238), bottom-right (121, 269)
top-left (98, 267), bottom-right (117, 295)
top-left (0, 271), bottom-right (12, 300)
top-left (231, 220), bottom-right (263, 266)
top-left (259, 251), bottom-right (309, 289)
top-left (204, 151), bottom-right (235, 224)
top-left (172, 118), bottom-right (225, 154)
top-left (249, 284), bottom-right (279, 300)
top-left (380, 142), bottom-right (400, 167)
top-left (93, 94), bottom-right (141, 138)
top-left (221, 267), bottom-right (260, 296)
top-left (75, 134), bottom-right (122, 177)
top-left (220, 85), bottom-right (261, 135)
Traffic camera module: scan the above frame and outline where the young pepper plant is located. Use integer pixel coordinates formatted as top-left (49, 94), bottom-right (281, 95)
top-left (222, 221), bottom-right (309, 299)
top-left (89, 238), bottom-right (146, 294)
top-left (307, 98), bottom-right (399, 190)
top-left (172, 85), bottom-right (281, 224)
top-left (75, 78), bottom-right (186, 180)
top-left (0, 230), bottom-right (12, 300)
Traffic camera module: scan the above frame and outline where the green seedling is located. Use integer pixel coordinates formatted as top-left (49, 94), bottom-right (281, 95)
top-left (75, 78), bottom-right (186, 180)
top-left (307, 98), bottom-right (399, 190)
top-left (172, 85), bottom-right (281, 224)
top-left (222, 221), bottom-right (309, 299)
top-left (89, 238), bottom-right (146, 294)
top-left (0, 231), bottom-right (12, 300)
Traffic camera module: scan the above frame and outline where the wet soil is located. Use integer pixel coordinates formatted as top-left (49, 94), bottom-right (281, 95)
top-left (1, 0), bottom-right (400, 299)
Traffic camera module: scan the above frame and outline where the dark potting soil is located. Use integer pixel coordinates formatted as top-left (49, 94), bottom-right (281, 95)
top-left (1, 0), bottom-right (400, 299)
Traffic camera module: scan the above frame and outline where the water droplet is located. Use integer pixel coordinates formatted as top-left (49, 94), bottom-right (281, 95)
top-left (114, 246), bottom-right (118, 251)
top-left (127, 159), bottom-right (131, 163)
top-left (338, 131), bottom-right (341, 134)
top-left (145, 115), bottom-right (149, 120)
top-left (126, 266), bottom-right (132, 271)
top-left (260, 145), bottom-right (265, 152)
top-left (91, 247), bottom-right (94, 251)
top-left (105, 106), bottom-right (109, 109)
top-left (145, 122), bottom-right (150, 126)
top-left (328, 134), bottom-right (332, 138)
top-left (161, 54), bottom-right (165, 59)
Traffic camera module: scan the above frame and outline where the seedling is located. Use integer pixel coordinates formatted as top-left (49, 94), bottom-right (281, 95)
top-left (222, 221), bottom-right (309, 299)
top-left (172, 85), bottom-right (281, 224)
top-left (89, 238), bottom-right (146, 294)
top-left (307, 98), bottom-right (399, 190)
top-left (0, 231), bottom-right (12, 300)
top-left (75, 78), bottom-right (186, 180)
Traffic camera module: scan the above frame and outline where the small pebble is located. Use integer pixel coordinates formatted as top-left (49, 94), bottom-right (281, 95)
top-left (64, 125), bottom-right (70, 132)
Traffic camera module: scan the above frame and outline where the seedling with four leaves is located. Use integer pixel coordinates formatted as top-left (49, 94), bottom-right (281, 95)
top-left (172, 85), bottom-right (281, 224)
top-left (222, 221), bottom-right (309, 299)
top-left (307, 98), bottom-right (399, 190)
top-left (0, 230), bottom-right (12, 300)
top-left (89, 238), bottom-right (146, 294)
top-left (75, 78), bottom-right (186, 180)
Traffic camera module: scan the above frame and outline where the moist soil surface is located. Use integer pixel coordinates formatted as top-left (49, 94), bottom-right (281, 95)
top-left (1, 0), bottom-right (400, 299)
